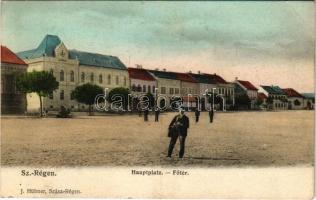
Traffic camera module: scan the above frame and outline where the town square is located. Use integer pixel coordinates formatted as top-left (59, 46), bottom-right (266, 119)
top-left (1, 2), bottom-right (314, 167)
top-left (1, 110), bottom-right (313, 167)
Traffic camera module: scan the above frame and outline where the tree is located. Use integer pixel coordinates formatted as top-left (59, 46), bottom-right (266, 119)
top-left (256, 98), bottom-right (263, 106)
top-left (266, 96), bottom-right (274, 110)
top-left (235, 93), bottom-right (251, 109)
top-left (107, 87), bottom-right (130, 110)
top-left (72, 83), bottom-right (104, 115)
top-left (294, 99), bottom-right (301, 106)
top-left (16, 71), bottom-right (59, 117)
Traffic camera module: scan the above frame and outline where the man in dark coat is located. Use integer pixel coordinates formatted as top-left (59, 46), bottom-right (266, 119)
top-left (144, 108), bottom-right (149, 121)
top-left (167, 109), bottom-right (190, 158)
top-left (154, 109), bottom-right (160, 122)
top-left (209, 107), bottom-right (214, 123)
top-left (194, 109), bottom-right (200, 123)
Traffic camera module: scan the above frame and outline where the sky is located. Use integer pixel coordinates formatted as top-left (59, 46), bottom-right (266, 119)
top-left (1, 1), bottom-right (315, 92)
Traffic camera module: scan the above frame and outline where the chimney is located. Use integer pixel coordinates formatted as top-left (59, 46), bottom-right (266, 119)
top-left (188, 70), bottom-right (192, 73)
top-left (155, 68), bottom-right (159, 71)
top-left (235, 77), bottom-right (238, 81)
top-left (198, 70), bottom-right (201, 74)
top-left (163, 68), bottom-right (166, 72)
top-left (136, 64), bottom-right (142, 69)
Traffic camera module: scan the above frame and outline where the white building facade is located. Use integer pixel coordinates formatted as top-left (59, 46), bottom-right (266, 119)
top-left (18, 35), bottom-right (129, 113)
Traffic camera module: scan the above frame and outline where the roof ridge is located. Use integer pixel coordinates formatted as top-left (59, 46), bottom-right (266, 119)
top-left (70, 49), bottom-right (116, 58)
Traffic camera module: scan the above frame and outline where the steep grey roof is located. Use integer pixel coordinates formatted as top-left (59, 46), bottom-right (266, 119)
top-left (69, 50), bottom-right (126, 70)
top-left (18, 34), bottom-right (61, 59)
top-left (261, 85), bottom-right (285, 95)
top-left (17, 34), bottom-right (127, 70)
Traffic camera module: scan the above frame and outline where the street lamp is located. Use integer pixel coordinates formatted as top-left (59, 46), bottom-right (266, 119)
top-left (155, 87), bottom-right (159, 110)
top-left (212, 88), bottom-right (217, 111)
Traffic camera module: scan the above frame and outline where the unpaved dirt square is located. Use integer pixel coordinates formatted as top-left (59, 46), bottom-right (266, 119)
top-left (1, 111), bottom-right (314, 167)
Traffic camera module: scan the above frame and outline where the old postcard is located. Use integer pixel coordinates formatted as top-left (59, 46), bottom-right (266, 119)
top-left (1, 1), bottom-right (314, 199)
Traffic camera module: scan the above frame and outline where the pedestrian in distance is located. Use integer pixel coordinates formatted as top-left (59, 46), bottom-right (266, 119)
top-left (195, 109), bottom-right (200, 123)
top-left (209, 107), bottom-right (214, 123)
top-left (167, 109), bottom-right (190, 159)
top-left (144, 108), bottom-right (149, 122)
top-left (154, 109), bottom-right (160, 122)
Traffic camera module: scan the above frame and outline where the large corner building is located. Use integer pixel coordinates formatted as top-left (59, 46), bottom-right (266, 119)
top-left (18, 35), bottom-right (129, 112)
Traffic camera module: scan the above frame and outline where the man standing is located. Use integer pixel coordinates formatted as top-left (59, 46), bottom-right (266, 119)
top-left (154, 109), bottom-right (160, 122)
top-left (144, 108), bottom-right (149, 121)
top-left (167, 109), bottom-right (190, 159)
top-left (194, 109), bottom-right (200, 123)
top-left (209, 107), bottom-right (214, 123)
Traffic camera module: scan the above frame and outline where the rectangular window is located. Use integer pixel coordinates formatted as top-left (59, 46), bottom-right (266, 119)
top-left (169, 88), bottom-right (174, 95)
top-left (60, 90), bottom-right (64, 100)
top-left (152, 86), bottom-right (156, 93)
top-left (175, 88), bottom-right (179, 94)
top-left (161, 87), bottom-right (166, 94)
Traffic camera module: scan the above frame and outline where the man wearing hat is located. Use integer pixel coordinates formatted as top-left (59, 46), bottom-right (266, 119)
top-left (167, 108), bottom-right (190, 159)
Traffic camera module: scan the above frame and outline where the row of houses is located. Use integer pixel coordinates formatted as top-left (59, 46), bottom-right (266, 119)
top-left (1, 34), bottom-right (314, 114)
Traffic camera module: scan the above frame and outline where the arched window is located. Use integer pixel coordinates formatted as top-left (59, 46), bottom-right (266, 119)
top-left (60, 70), bottom-right (64, 81)
top-left (70, 70), bottom-right (74, 82)
top-left (148, 85), bottom-right (151, 93)
top-left (99, 74), bottom-right (103, 84)
top-left (137, 84), bottom-right (141, 92)
top-left (108, 75), bottom-right (111, 84)
top-left (81, 72), bottom-right (85, 82)
top-left (124, 77), bottom-right (127, 86)
top-left (143, 85), bottom-right (146, 93)
top-left (90, 73), bottom-right (94, 82)
top-left (49, 69), bottom-right (54, 75)
top-left (132, 84), bottom-right (136, 91)
top-left (116, 76), bottom-right (119, 85)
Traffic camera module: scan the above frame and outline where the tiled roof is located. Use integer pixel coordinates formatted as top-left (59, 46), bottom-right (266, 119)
top-left (188, 73), bottom-right (216, 84)
top-left (237, 80), bottom-right (258, 90)
top-left (69, 50), bottom-right (126, 70)
top-left (128, 68), bottom-right (156, 81)
top-left (17, 34), bottom-right (127, 70)
top-left (1, 46), bottom-right (27, 65)
top-left (258, 92), bottom-right (267, 100)
top-left (282, 88), bottom-right (303, 98)
top-left (175, 72), bottom-right (197, 83)
top-left (261, 85), bottom-right (285, 95)
top-left (204, 73), bottom-right (227, 84)
top-left (149, 70), bottom-right (178, 80)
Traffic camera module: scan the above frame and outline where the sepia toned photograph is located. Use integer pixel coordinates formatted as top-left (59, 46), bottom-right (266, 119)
top-left (1, 1), bottom-right (314, 198)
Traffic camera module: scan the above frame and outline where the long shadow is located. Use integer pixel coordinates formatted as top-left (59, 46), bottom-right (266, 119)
top-left (189, 157), bottom-right (240, 161)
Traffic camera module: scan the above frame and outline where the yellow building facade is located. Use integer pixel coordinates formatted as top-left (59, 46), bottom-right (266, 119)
top-left (18, 35), bottom-right (129, 113)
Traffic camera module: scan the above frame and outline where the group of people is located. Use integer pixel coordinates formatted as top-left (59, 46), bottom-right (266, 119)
top-left (194, 109), bottom-right (214, 123)
top-left (141, 109), bottom-right (160, 122)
